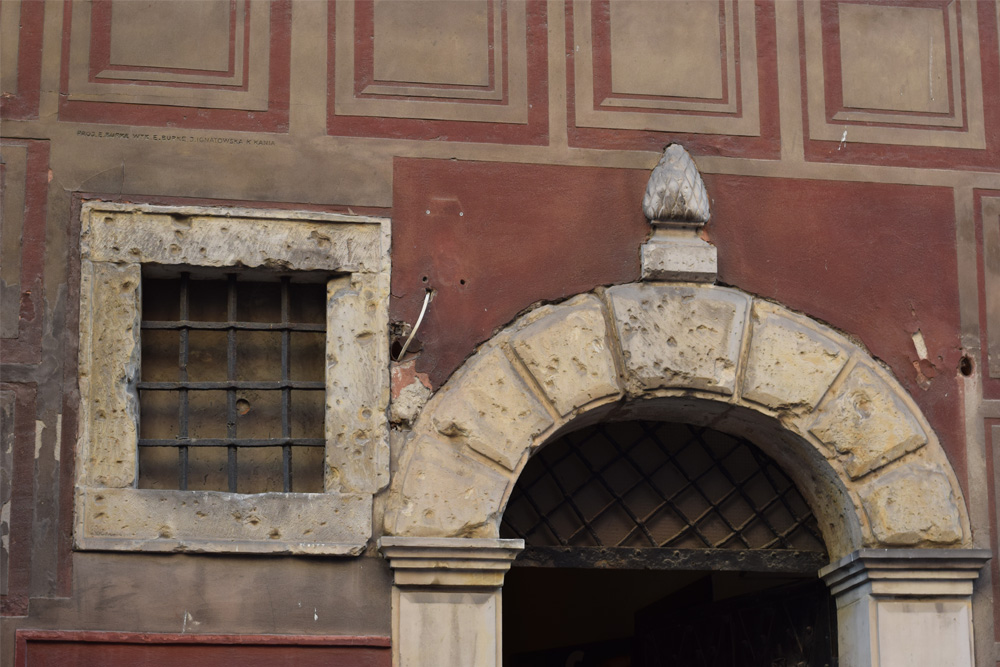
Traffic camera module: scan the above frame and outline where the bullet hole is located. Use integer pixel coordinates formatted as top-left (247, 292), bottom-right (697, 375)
top-left (421, 276), bottom-right (428, 283)
top-left (460, 279), bottom-right (466, 286)
top-left (236, 398), bottom-right (251, 415)
top-left (959, 355), bottom-right (974, 377)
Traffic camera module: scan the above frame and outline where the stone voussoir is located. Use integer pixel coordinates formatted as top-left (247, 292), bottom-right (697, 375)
top-left (857, 462), bottom-right (964, 547)
top-left (389, 434), bottom-right (512, 538)
top-left (429, 346), bottom-right (554, 471)
top-left (607, 283), bottom-right (749, 396)
top-left (741, 300), bottom-right (851, 412)
top-left (808, 360), bottom-right (927, 479)
top-left (510, 294), bottom-right (622, 417)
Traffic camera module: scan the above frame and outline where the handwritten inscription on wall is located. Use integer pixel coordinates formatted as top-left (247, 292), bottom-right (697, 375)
top-left (76, 130), bottom-right (276, 147)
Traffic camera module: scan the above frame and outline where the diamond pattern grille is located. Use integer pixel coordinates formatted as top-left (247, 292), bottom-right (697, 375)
top-left (500, 421), bottom-right (825, 552)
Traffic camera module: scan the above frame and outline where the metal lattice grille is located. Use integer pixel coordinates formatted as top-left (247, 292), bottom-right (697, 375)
top-left (501, 421), bottom-right (825, 552)
top-left (137, 272), bottom-right (326, 493)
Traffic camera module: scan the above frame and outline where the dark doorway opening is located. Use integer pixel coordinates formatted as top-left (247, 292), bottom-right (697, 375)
top-left (500, 421), bottom-right (837, 667)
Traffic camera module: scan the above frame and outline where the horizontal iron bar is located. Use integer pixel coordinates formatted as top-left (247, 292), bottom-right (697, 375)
top-left (138, 381), bottom-right (325, 390)
top-left (142, 320), bottom-right (324, 332)
top-left (139, 438), bottom-right (325, 448)
top-left (512, 546), bottom-right (829, 575)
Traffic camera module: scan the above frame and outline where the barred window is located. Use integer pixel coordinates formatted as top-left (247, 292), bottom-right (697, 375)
top-left (138, 272), bottom-right (327, 493)
top-left (75, 204), bottom-right (389, 555)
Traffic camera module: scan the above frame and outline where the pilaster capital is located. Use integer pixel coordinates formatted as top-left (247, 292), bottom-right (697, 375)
top-left (379, 536), bottom-right (524, 588)
top-left (820, 548), bottom-right (992, 600)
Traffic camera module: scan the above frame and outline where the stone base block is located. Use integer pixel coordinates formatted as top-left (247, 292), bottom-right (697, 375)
top-left (641, 234), bottom-right (717, 282)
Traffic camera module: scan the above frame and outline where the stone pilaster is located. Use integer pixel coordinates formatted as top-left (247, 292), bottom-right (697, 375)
top-left (820, 549), bottom-right (991, 667)
top-left (379, 537), bottom-right (524, 667)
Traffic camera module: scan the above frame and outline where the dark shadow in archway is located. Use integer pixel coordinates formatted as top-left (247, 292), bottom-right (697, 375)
top-left (501, 421), bottom-right (837, 667)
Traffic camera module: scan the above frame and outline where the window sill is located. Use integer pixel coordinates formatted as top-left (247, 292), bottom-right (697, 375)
top-left (76, 487), bottom-right (371, 555)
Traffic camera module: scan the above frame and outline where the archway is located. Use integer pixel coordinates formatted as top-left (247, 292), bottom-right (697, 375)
top-left (380, 282), bottom-right (987, 667)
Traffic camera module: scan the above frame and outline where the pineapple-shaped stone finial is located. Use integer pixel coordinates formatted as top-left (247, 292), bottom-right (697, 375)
top-left (640, 144), bottom-right (716, 282)
top-left (642, 144), bottom-right (710, 224)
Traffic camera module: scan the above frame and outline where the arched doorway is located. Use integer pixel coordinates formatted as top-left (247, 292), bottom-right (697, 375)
top-left (500, 419), bottom-right (835, 667)
top-left (380, 282), bottom-right (988, 667)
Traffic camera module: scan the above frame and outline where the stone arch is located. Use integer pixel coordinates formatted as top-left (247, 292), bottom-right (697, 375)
top-left (384, 282), bottom-right (970, 561)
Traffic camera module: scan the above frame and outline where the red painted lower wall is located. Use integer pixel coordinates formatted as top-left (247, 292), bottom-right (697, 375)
top-left (15, 631), bottom-right (391, 667)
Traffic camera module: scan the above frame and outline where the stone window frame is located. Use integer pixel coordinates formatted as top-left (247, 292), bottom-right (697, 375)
top-left (75, 203), bottom-right (389, 555)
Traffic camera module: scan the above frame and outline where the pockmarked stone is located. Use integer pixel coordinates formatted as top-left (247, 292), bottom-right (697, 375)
top-left (642, 144), bottom-right (711, 224)
top-left (389, 436), bottom-right (511, 537)
top-left (742, 303), bottom-right (849, 411)
top-left (809, 363), bottom-right (927, 479)
top-left (77, 488), bottom-right (373, 555)
top-left (87, 212), bottom-right (382, 273)
top-left (429, 347), bottom-right (553, 471)
top-left (84, 262), bottom-right (142, 488)
top-left (326, 273), bottom-right (390, 494)
top-left (511, 295), bottom-right (621, 416)
top-left (641, 234), bottom-right (717, 282)
top-left (608, 283), bottom-right (749, 395)
top-left (859, 465), bottom-right (963, 546)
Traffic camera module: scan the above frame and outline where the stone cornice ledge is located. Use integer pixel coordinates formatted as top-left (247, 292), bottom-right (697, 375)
top-left (379, 537), bottom-right (524, 588)
top-left (820, 548), bottom-right (992, 598)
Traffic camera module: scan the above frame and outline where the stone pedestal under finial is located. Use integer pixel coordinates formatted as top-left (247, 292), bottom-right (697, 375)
top-left (641, 144), bottom-right (717, 282)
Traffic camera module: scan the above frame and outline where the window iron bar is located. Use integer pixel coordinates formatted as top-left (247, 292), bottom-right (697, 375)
top-left (226, 274), bottom-right (238, 493)
top-left (141, 320), bottom-right (324, 332)
top-left (178, 272), bottom-right (190, 490)
top-left (137, 380), bottom-right (324, 391)
top-left (139, 438), bottom-right (325, 448)
top-left (280, 276), bottom-right (293, 493)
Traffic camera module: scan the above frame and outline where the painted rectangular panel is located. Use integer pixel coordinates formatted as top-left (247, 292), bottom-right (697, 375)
top-left (982, 197), bottom-right (1000, 379)
top-left (0, 0), bottom-right (43, 119)
top-left (1, 389), bottom-right (14, 596)
top-left (0, 140), bottom-right (48, 364)
top-left (0, 145), bottom-right (27, 339)
top-left (328, 0), bottom-right (548, 145)
top-left (567, 0), bottom-right (780, 157)
top-left (0, 383), bottom-right (36, 616)
top-left (609, 0), bottom-right (723, 100)
top-left (373, 0), bottom-right (490, 86)
top-left (801, 0), bottom-right (995, 165)
top-left (109, 0), bottom-right (231, 72)
top-left (0, 0), bottom-right (20, 92)
top-left (839, 3), bottom-right (950, 114)
top-left (58, 0), bottom-right (290, 131)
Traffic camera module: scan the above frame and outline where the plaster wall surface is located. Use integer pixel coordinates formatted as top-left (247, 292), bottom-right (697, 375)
top-left (2, 1), bottom-right (999, 665)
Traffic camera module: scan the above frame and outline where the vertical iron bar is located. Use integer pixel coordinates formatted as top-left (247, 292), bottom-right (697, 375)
top-left (227, 274), bottom-right (238, 493)
top-left (280, 277), bottom-right (292, 492)
top-left (178, 273), bottom-right (190, 490)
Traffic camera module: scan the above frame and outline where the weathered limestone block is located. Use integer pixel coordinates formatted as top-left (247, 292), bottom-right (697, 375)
top-left (76, 488), bottom-right (372, 554)
top-left (81, 261), bottom-right (141, 488)
top-left (742, 302), bottom-right (849, 410)
top-left (641, 233), bottom-right (717, 282)
top-left (858, 465), bottom-right (963, 546)
top-left (86, 210), bottom-right (382, 272)
top-left (430, 347), bottom-right (553, 471)
top-left (809, 363), bottom-right (927, 479)
top-left (510, 295), bottom-right (621, 416)
top-left (608, 283), bottom-right (749, 395)
top-left (326, 273), bottom-right (390, 494)
top-left (387, 436), bottom-right (511, 537)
